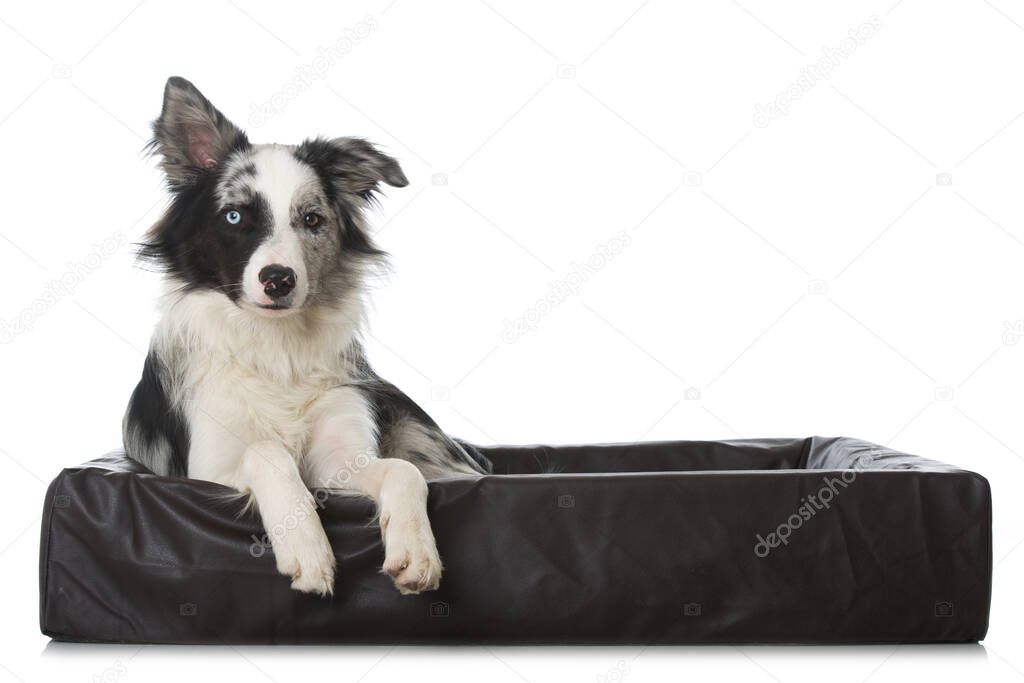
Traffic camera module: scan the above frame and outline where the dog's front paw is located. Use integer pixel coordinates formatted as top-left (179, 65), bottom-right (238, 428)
top-left (382, 516), bottom-right (443, 595)
top-left (270, 517), bottom-right (336, 596)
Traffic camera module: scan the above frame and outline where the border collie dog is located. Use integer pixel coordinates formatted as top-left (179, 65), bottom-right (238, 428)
top-left (123, 77), bottom-right (489, 596)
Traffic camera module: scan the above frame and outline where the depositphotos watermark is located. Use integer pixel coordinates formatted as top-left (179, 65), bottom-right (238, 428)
top-left (92, 661), bottom-right (127, 683)
top-left (248, 449), bottom-right (374, 558)
top-left (248, 15), bottom-right (378, 127)
top-left (596, 660), bottom-right (631, 683)
top-left (501, 230), bottom-right (632, 343)
top-left (753, 465), bottom-right (866, 558)
top-left (753, 15), bottom-right (883, 128)
top-left (0, 231), bottom-right (128, 344)
top-left (1002, 319), bottom-right (1024, 345)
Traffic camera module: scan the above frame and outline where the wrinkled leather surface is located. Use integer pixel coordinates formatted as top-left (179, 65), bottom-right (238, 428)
top-left (39, 437), bottom-right (991, 644)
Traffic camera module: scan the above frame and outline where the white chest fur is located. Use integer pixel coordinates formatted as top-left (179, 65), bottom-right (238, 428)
top-left (154, 288), bottom-right (365, 480)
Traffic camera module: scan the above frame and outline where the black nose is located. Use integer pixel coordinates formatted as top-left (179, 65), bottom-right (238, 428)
top-left (258, 264), bottom-right (296, 299)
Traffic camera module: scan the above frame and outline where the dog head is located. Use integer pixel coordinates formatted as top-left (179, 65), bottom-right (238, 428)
top-left (142, 77), bottom-right (407, 315)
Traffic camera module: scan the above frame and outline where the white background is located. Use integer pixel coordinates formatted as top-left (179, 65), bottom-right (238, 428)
top-left (1, 0), bottom-right (1023, 680)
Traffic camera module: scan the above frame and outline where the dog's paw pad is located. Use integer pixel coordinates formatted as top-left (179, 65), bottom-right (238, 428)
top-left (270, 520), bottom-right (336, 596)
top-left (290, 563), bottom-right (335, 596)
top-left (382, 529), bottom-right (442, 595)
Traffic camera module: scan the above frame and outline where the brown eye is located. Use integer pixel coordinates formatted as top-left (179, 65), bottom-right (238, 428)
top-left (303, 212), bottom-right (322, 230)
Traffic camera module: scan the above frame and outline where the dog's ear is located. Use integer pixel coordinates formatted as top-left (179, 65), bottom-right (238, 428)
top-left (150, 77), bottom-right (248, 188)
top-left (309, 137), bottom-right (408, 196)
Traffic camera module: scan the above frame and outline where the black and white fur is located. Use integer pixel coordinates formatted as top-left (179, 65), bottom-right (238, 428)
top-left (123, 77), bottom-right (489, 596)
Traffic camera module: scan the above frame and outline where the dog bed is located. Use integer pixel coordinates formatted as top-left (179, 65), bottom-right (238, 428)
top-left (39, 437), bottom-right (991, 644)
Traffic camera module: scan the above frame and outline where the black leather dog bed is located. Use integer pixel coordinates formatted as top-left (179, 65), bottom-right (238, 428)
top-left (39, 437), bottom-right (991, 644)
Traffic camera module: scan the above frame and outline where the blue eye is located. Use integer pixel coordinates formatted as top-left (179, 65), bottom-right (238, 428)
top-left (224, 210), bottom-right (242, 225)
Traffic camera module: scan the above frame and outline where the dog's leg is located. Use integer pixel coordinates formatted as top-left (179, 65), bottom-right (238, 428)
top-left (233, 441), bottom-right (336, 595)
top-left (305, 388), bottom-right (442, 595)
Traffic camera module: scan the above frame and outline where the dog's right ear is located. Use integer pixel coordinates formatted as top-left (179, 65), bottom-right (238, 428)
top-left (150, 77), bottom-right (248, 189)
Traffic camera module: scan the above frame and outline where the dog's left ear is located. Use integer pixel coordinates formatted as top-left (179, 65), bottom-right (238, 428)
top-left (302, 137), bottom-right (408, 196)
top-left (150, 77), bottom-right (248, 188)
